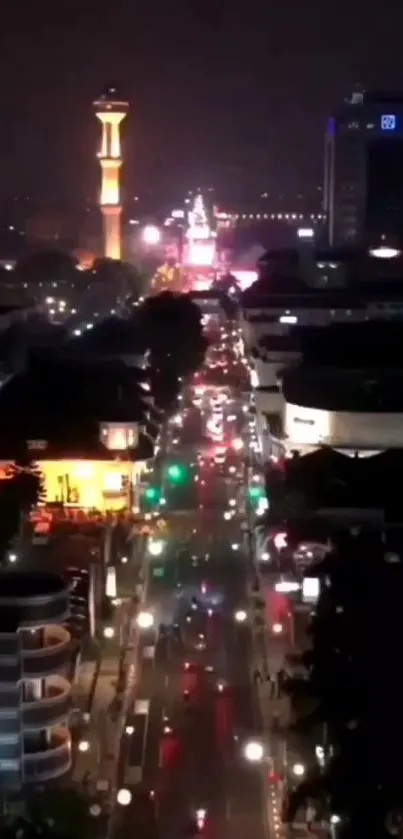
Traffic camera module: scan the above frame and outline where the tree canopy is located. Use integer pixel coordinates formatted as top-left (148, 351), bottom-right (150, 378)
top-left (0, 451), bottom-right (44, 559)
top-left (135, 291), bottom-right (208, 408)
top-left (285, 529), bottom-right (403, 838)
top-left (2, 786), bottom-right (101, 839)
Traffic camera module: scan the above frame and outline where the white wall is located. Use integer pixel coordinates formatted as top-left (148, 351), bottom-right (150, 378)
top-left (285, 402), bottom-right (403, 449)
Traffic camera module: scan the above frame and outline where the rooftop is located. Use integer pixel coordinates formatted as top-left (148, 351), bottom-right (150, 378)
top-left (282, 367), bottom-right (403, 412)
top-left (267, 448), bottom-right (403, 517)
top-left (293, 322), bottom-right (403, 367)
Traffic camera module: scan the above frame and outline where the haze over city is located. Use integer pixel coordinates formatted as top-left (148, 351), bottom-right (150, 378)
top-left (0, 4), bottom-right (402, 839)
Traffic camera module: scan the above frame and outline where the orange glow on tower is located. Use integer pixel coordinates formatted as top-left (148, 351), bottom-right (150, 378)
top-left (93, 87), bottom-right (128, 260)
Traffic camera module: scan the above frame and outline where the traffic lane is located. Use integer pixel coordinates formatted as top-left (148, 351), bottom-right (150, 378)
top-left (157, 618), bottom-right (229, 839)
top-left (216, 551), bottom-right (268, 839)
top-left (175, 546), bottom-right (263, 839)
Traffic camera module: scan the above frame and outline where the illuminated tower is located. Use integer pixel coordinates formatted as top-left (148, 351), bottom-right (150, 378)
top-left (94, 87), bottom-right (128, 260)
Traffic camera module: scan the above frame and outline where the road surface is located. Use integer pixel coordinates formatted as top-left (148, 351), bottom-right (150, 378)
top-left (112, 537), bottom-right (269, 839)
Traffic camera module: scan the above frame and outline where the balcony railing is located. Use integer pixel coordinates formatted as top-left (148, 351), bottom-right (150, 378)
top-left (23, 726), bottom-right (71, 783)
top-left (23, 676), bottom-right (71, 730)
top-left (22, 626), bottom-right (71, 678)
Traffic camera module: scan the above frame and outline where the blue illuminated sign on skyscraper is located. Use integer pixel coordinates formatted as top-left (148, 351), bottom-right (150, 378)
top-left (381, 114), bottom-right (397, 131)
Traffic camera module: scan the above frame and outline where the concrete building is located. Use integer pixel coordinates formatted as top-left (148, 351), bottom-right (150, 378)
top-left (324, 89), bottom-right (403, 248)
top-left (0, 572), bottom-right (71, 789)
top-left (280, 367), bottom-right (403, 457)
top-left (245, 319), bottom-right (403, 463)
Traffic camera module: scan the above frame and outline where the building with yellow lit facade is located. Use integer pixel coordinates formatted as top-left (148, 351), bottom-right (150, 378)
top-left (0, 354), bottom-right (159, 514)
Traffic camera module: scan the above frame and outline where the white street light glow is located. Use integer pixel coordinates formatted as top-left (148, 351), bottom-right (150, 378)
top-left (243, 740), bottom-right (264, 762)
top-left (78, 740), bottom-right (90, 752)
top-left (148, 538), bottom-right (165, 557)
top-left (142, 224), bottom-right (161, 245)
top-left (234, 609), bottom-right (248, 623)
top-left (137, 610), bottom-right (155, 629)
top-left (292, 762), bottom-right (306, 776)
top-left (117, 788), bottom-right (132, 806)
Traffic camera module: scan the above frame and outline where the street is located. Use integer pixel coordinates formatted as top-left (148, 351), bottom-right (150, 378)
top-left (109, 320), bottom-right (274, 839)
top-left (112, 540), bottom-right (269, 839)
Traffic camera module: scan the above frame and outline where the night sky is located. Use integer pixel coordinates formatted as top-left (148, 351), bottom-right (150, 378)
top-left (1, 0), bottom-right (403, 206)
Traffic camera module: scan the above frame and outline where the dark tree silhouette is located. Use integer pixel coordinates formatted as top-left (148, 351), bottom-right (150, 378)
top-left (2, 786), bottom-right (101, 839)
top-left (89, 258), bottom-right (146, 301)
top-left (135, 291), bottom-right (208, 408)
top-left (285, 530), bottom-right (403, 838)
top-left (0, 449), bottom-right (45, 559)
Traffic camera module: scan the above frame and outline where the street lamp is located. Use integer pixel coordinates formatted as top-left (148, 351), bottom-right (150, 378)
top-left (137, 610), bottom-right (154, 629)
top-left (142, 224), bottom-right (161, 246)
top-left (292, 762), bottom-right (306, 777)
top-left (243, 740), bottom-right (264, 762)
top-left (272, 622), bottom-right (283, 635)
top-left (103, 626), bottom-right (115, 639)
top-left (234, 609), bottom-right (248, 623)
top-left (147, 538), bottom-right (165, 557)
top-left (116, 788), bottom-right (132, 806)
top-left (78, 739), bottom-right (90, 753)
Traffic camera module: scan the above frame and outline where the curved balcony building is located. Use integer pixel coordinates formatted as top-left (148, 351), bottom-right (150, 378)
top-left (0, 572), bottom-right (72, 789)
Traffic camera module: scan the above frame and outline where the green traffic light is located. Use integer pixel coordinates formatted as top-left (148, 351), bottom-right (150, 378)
top-left (167, 464), bottom-right (185, 483)
top-left (248, 485), bottom-right (263, 500)
top-left (145, 486), bottom-right (160, 502)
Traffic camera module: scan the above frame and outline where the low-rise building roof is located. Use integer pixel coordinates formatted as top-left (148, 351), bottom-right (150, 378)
top-left (282, 367), bottom-right (403, 413)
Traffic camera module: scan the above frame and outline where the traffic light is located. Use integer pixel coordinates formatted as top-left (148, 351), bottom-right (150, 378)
top-left (166, 463), bottom-right (187, 483)
top-left (144, 486), bottom-right (161, 503)
top-left (248, 485), bottom-right (264, 501)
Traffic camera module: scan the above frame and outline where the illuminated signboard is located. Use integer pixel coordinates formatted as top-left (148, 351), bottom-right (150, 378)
top-left (381, 114), bottom-right (397, 131)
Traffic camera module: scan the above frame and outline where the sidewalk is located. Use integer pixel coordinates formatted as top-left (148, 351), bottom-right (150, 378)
top-left (249, 579), bottom-right (326, 839)
top-left (72, 534), bottom-right (146, 800)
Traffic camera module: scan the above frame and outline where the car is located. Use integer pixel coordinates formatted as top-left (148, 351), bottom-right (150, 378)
top-left (162, 714), bottom-right (173, 735)
top-left (184, 661), bottom-right (199, 672)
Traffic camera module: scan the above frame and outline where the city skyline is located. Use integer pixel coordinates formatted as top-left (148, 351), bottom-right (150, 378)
top-left (1, 0), bottom-right (403, 205)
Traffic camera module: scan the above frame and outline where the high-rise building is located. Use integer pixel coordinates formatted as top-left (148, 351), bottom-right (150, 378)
top-left (324, 90), bottom-right (403, 248)
top-left (94, 87), bottom-right (128, 260)
top-left (0, 572), bottom-right (72, 789)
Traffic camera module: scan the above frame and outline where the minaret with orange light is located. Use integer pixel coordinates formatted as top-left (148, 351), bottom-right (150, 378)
top-left (93, 87), bottom-right (128, 260)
